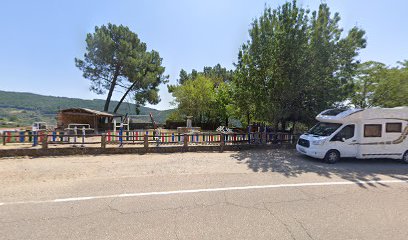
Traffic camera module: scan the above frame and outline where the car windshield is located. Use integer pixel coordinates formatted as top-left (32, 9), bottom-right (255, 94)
top-left (307, 122), bottom-right (342, 136)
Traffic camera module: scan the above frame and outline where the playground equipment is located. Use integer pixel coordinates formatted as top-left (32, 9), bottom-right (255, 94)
top-left (148, 112), bottom-right (162, 145)
top-left (149, 112), bottom-right (157, 130)
top-left (113, 113), bottom-right (158, 132)
top-left (63, 124), bottom-right (94, 147)
top-left (65, 124), bottom-right (94, 134)
top-left (111, 113), bottom-right (157, 147)
top-left (31, 122), bottom-right (55, 147)
top-left (113, 114), bottom-right (130, 132)
top-left (67, 123), bottom-right (92, 130)
top-left (216, 126), bottom-right (233, 134)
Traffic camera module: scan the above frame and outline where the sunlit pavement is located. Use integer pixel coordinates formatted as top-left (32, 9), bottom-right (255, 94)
top-left (1, 149), bottom-right (408, 240)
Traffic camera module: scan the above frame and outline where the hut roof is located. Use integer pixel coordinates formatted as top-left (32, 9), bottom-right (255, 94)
top-left (59, 108), bottom-right (114, 117)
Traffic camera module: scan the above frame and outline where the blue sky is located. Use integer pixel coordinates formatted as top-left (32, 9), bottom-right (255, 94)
top-left (0, 0), bottom-right (407, 110)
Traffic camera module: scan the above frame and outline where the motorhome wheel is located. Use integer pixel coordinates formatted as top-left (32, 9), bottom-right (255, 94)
top-left (325, 150), bottom-right (340, 164)
top-left (403, 151), bottom-right (408, 164)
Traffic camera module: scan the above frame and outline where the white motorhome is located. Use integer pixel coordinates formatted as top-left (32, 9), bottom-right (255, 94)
top-left (296, 107), bottom-right (408, 163)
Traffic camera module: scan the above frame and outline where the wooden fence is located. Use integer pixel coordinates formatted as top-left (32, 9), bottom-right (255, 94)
top-left (1, 130), bottom-right (299, 148)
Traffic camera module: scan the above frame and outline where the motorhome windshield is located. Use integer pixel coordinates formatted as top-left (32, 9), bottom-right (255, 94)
top-left (307, 122), bottom-right (342, 136)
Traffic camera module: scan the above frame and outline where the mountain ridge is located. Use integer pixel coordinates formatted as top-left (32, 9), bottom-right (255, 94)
top-left (0, 90), bottom-right (174, 126)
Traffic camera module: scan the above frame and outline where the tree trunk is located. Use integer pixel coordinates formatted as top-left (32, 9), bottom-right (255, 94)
top-left (225, 116), bottom-right (229, 127)
top-left (104, 65), bottom-right (121, 112)
top-left (282, 121), bottom-right (287, 132)
top-left (291, 121), bottom-right (296, 134)
top-left (113, 71), bottom-right (148, 113)
top-left (113, 81), bottom-right (137, 113)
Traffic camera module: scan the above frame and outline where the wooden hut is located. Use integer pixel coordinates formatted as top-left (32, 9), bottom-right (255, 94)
top-left (57, 108), bottom-right (115, 133)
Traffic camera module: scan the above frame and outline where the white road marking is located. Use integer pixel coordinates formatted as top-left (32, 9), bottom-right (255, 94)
top-left (1, 179), bottom-right (407, 206)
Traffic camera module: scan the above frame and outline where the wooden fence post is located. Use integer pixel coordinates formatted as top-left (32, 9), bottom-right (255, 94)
top-left (2, 133), bottom-right (5, 145)
top-left (101, 133), bottom-right (106, 148)
top-left (262, 132), bottom-right (266, 145)
top-left (144, 134), bottom-right (149, 149)
top-left (42, 134), bottom-right (48, 149)
top-left (183, 134), bottom-right (188, 148)
top-left (220, 133), bottom-right (225, 152)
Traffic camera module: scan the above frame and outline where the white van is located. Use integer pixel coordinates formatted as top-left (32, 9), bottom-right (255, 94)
top-left (32, 122), bottom-right (47, 131)
top-left (296, 107), bottom-right (408, 163)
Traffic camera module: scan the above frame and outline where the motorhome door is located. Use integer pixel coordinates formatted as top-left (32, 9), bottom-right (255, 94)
top-left (329, 124), bottom-right (358, 157)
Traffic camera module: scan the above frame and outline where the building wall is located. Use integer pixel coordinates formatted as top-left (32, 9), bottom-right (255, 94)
top-left (57, 113), bottom-right (97, 129)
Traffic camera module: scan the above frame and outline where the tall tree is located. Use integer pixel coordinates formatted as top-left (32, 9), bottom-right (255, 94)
top-left (214, 81), bottom-right (234, 126)
top-left (372, 60), bottom-right (408, 107)
top-left (351, 61), bottom-right (385, 108)
top-left (75, 23), bottom-right (167, 113)
top-left (170, 76), bottom-right (215, 124)
top-left (113, 50), bottom-right (167, 113)
top-left (168, 64), bottom-right (235, 126)
top-left (234, 1), bottom-right (366, 128)
top-left (168, 64), bottom-right (234, 91)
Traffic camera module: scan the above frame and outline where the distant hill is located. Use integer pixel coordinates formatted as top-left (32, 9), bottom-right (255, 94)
top-left (0, 90), bottom-right (174, 127)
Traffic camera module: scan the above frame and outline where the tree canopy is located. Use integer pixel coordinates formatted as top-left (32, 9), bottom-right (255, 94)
top-left (350, 60), bottom-right (408, 108)
top-left (171, 76), bottom-right (215, 122)
top-left (371, 61), bottom-right (408, 107)
top-left (234, 1), bottom-right (366, 128)
top-left (350, 61), bottom-right (386, 108)
top-left (75, 23), bottom-right (168, 113)
top-left (168, 65), bottom-right (234, 127)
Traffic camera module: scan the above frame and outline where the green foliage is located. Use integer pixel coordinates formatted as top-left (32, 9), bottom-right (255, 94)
top-left (214, 82), bottom-right (235, 126)
top-left (371, 61), bottom-right (408, 107)
top-left (169, 64), bottom-right (234, 90)
top-left (166, 111), bottom-right (184, 121)
top-left (234, 1), bottom-right (366, 127)
top-left (0, 107), bottom-right (56, 127)
top-left (8, 115), bottom-right (18, 122)
top-left (350, 60), bottom-right (408, 108)
top-left (171, 76), bottom-right (215, 123)
top-left (351, 61), bottom-right (386, 108)
top-left (168, 64), bottom-right (236, 126)
top-left (75, 23), bottom-right (168, 113)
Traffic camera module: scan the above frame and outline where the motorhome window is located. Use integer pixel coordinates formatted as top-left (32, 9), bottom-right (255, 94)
top-left (308, 122), bottom-right (342, 136)
top-left (331, 125), bottom-right (355, 141)
top-left (322, 109), bottom-right (348, 116)
top-left (364, 124), bottom-right (382, 137)
top-left (386, 123), bottom-right (402, 133)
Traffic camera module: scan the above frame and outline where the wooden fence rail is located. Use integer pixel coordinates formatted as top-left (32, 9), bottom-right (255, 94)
top-left (0, 130), bottom-right (300, 149)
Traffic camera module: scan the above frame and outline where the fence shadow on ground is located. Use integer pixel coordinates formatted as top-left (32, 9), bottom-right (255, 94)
top-left (231, 149), bottom-right (408, 188)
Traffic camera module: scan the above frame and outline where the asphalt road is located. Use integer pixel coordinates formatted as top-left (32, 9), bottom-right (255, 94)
top-left (1, 149), bottom-right (408, 240)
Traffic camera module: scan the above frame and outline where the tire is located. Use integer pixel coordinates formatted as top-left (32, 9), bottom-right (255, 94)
top-left (324, 150), bottom-right (340, 164)
top-left (402, 151), bottom-right (408, 164)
